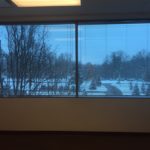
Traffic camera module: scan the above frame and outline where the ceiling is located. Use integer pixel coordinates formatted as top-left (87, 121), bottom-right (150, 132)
top-left (0, 0), bottom-right (150, 22)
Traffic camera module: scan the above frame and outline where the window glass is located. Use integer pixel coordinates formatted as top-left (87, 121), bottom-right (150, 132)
top-left (0, 24), bottom-right (75, 97)
top-left (79, 24), bottom-right (150, 97)
top-left (0, 23), bottom-right (150, 98)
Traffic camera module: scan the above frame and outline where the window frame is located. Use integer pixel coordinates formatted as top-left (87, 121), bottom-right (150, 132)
top-left (0, 20), bottom-right (150, 99)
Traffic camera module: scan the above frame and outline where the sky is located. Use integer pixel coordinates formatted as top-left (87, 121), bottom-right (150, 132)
top-left (0, 23), bottom-right (150, 64)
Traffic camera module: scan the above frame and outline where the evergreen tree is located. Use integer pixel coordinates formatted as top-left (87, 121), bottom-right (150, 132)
top-left (129, 82), bottom-right (133, 90)
top-left (146, 85), bottom-right (150, 96)
top-left (89, 80), bottom-right (97, 90)
top-left (96, 76), bottom-right (102, 87)
top-left (141, 83), bottom-right (146, 94)
top-left (82, 89), bottom-right (87, 96)
top-left (132, 84), bottom-right (140, 96)
top-left (144, 72), bottom-right (150, 82)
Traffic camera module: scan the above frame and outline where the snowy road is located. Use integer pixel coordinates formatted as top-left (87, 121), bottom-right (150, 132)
top-left (104, 84), bottom-right (123, 96)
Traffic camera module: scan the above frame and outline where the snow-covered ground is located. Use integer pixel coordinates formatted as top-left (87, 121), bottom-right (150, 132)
top-left (80, 80), bottom-right (107, 96)
top-left (1, 77), bottom-right (150, 97)
top-left (80, 80), bottom-right (150, 96)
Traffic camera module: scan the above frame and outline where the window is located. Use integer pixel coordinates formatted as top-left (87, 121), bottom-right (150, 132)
top-left (0, 24), bottom-right (75, 97)
top-left (79, 23), bottom-right (150, 97)
top-left (0, 22), bottom-right (150, 97)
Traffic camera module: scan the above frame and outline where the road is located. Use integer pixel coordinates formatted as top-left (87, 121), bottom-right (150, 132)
top-left (104, 83), bottom-right (123, 96)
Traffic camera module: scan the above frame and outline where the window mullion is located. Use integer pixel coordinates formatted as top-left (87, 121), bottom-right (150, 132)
top-left (75, 23), bottom-right (79, 97)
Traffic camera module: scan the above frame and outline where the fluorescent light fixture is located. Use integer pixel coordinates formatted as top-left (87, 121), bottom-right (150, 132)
top-left (10, 0), bottom-right (81, 7)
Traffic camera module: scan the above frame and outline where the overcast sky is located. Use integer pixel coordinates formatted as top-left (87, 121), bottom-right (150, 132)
top-left (0, 23), bottom-right (150, 64)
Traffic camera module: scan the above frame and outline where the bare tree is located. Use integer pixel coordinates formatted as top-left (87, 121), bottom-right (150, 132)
top-left (6, 25), bottom-right (49, 96)
top-left (0, 40), bottom-right (4, 96)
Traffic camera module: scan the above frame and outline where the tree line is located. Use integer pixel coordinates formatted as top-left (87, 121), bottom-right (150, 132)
top-left (80, 50), bottom-right (150, 82)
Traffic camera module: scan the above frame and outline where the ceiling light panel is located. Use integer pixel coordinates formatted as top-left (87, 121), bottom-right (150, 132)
top-left (10, 0), bottom-right (81, 7)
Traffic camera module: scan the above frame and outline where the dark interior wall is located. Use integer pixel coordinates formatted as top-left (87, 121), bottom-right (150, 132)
top-left (0, 0), bottom-right (150, 135)
top-left (1, 0), bottom-right (150, 22)
top-left (0, 1), bottom-right (150, 149)
top-left (1, 12), bottom-right (150, 23)
top-left (0, 132), bottom-right (150, 150)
